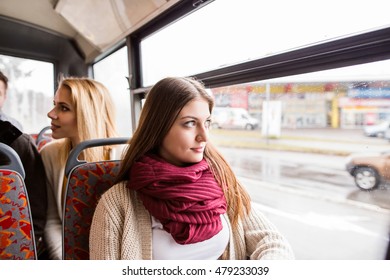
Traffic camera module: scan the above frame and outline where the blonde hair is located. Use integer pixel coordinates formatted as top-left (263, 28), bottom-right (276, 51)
top-left (55, 77), bottom-right (118, 165)
top-left (116, 77), bottom-right (251, 228)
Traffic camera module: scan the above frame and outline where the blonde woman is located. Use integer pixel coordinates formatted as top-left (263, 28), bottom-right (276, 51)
top-left (40, 77), bottom-right (119, 260)
top-left (90, 77), bottom-right (294, 260)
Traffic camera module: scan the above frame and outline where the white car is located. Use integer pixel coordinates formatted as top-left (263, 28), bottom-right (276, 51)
top-left (363, 121), bottom-right (390, 137)
top-left (212, 107), bottom-right (259, 130)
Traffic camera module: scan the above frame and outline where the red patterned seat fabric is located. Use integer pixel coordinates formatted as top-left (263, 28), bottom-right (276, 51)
top-left (63, 160), bottom-right (121, 260)
top-left (0, 170), bottom-right (36, 260)
top-left (37, 138), bottom-right (52, 152)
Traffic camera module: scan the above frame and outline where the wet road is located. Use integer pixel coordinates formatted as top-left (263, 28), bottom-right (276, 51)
top-left (219, 147), bottom-right (390, 209)
top-left (217, 146), bottom-right (390, 259)
top-left (245, 175), bottom-right (390, 260)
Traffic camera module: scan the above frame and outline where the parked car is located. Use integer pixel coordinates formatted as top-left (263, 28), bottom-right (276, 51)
top-left (212, 107), bottom-right (259, 130)
top-left (346, 151), bottom-right (390, 190)
top-left (363, 121), bottom-right (390, 137)
top-left (384, 128), bottom-right (390, 141)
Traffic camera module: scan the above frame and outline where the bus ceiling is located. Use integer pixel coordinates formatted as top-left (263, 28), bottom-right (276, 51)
top-left (0, 0), bottom-right (182, 63)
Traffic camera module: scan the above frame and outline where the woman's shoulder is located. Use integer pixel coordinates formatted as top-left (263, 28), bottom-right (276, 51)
top-left (39, 139), bottom-right (63, 154)
top-left (39, 140), bottom-right (65, 164)
top-left (101, 182), bottom-right (132, 204)
top-left (98, 182), bottom-right (141, 218)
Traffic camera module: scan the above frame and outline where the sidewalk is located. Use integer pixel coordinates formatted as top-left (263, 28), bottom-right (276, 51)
top-left (279, 128), bottom-right (390, 155)
top-left (210, 128), bottom-right (390, 156)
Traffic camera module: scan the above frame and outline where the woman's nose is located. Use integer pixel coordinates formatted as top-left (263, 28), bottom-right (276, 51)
top-left (196, 126), bottom-right (209, 142)
top-left (47, 108), bottom-right (57, 119)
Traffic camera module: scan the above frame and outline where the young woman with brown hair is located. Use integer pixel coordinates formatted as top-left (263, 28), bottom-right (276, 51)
top-left (90, 76), bottom-right (294, 260)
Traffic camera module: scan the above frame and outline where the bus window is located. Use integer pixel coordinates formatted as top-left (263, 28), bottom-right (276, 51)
top-left (93, 47), bottom-right (132, 137)
top-left (1, 0), bottom-right (389, 263)
top-left (0, 54), bottom-right (54, 133)
top-left (140, 0), bottom-right (390, 86)
top-left (208, 59), bottom-right (390, 259)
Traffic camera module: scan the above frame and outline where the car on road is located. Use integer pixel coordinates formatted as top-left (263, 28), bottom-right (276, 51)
top-left (384, 128), bottom-right (390, 142)
top-left (346, 151), bottom-right (390, 190)
top-left (363, 121), bottom-right (390, 138)
top-left (212, 107), bottom-right (259, 130)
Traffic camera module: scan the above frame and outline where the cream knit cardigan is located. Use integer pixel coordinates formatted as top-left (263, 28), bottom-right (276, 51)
top-left (89, 182), bottom-right (294, 260)
top-left (40, 141), bottom-right (66, 260)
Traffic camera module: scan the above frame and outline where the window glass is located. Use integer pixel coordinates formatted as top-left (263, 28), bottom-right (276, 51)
top-left (0, 54), bottom-right (54, 133)
top-left (93, 47), bottom-right (132, 137)
top-left (209, 59), bottom-right (390, 259)
top-left (141, 0), bottom-right (390, 86)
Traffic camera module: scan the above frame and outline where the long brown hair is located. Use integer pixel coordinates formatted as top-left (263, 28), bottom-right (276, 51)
top-left (117, 76), bottom-right (251, 226)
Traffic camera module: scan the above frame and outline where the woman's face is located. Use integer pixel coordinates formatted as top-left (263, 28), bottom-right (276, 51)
top-left (47, 86), bottom-right (79, 145)
top-left (159, 98), bottom-right (211, 166)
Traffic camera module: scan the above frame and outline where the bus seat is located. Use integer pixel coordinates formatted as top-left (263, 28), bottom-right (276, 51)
top-left (62, 137), bottom-right (129, 260)
top-left (37, 138), bottom-right (52, 152)
top-left (36, 126), bottom-right (52, 151)
top-left (0, 143), bottom-right (37, 260)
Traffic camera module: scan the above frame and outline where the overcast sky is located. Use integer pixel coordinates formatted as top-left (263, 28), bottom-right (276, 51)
top-left (141, 0), bottom-right (390, 85)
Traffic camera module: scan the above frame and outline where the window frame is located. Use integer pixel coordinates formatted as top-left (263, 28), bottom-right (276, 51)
top-left (124, 2), bottom-right (390, 128)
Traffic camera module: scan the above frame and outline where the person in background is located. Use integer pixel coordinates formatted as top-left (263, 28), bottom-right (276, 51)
top-left (0, 71), bottom-right (23, 131)
top-left (0, 120), bottom-right (47, 258)
top-left (90, 76), bottom-right (294, 260)
top-left (40, 76), bottom-right (119, 260)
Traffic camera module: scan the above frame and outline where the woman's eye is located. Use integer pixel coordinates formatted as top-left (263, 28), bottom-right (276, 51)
top-left (61, 106), bottom-right (69, 111)
top-left (184, 120), bottom-right (196, 127)
top-left (205, 119), bottom-right (211, 128)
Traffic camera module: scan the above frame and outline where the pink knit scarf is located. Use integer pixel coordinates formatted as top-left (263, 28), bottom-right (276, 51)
top-left (127, 154), bottom-right (227, 245)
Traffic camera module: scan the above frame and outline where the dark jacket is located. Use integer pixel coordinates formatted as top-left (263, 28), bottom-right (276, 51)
top-left (0, 121), bottom-right (47, 249)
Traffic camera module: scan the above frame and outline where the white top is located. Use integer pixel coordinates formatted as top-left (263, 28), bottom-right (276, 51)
top-left (151, 214), bottom-right (230, 260)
